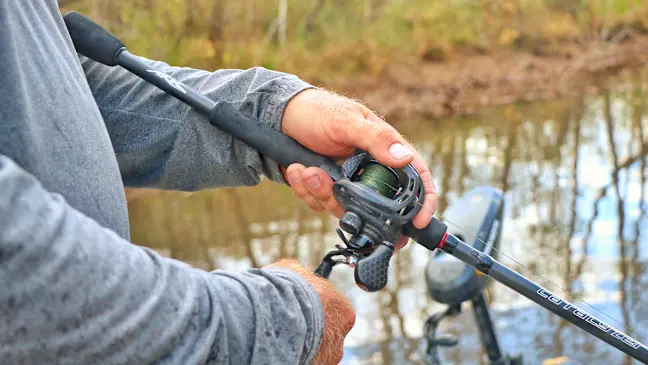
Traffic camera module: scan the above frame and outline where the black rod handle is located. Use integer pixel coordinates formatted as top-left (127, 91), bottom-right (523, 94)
top-left (63, 11), bottom-right (125, 66)
top-left (210, 102), bottom-right (341, 179)
top-left (117, 51), bottom-right (216, 115)
top-left (63, 11), bottom-right (342, 180)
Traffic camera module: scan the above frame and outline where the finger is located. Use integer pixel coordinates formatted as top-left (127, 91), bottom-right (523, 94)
top-left (363, 110), bottom-right (416, 167)
top-left (363, 109), bottom-right (385, 124)
top-left (301, 167), bottom-right (345, 218)
top-left (286, 164), bottom-right (325, 212)
top-left (409, 153), bottom-right (437, 229)
top-left (364, 110), bottom-right (438, 229)
top-left (394, 236), bottom-right (409, 252)
top-left (334, 115), bottom-right (414, 169)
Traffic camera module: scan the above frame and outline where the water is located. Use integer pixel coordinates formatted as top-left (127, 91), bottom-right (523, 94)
top-left (126, 78), bottom-right (647, 364)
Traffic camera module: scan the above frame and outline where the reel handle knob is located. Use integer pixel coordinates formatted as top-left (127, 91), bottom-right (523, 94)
top-left (354, 244), bottom-right (393, 292)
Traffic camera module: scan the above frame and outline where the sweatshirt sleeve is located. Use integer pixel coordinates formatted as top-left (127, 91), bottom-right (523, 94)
top-left (79, 55), bottom-right (315, 190)
top-left (0, 155), bottom-right (324, 365)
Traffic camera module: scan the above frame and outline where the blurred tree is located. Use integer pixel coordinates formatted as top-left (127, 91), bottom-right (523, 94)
top-left (304, 0), bottom-right (325, 35)
top-left (58, 0), bottom-right (648, 85)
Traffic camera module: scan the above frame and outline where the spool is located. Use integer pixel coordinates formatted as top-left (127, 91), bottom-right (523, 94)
top-left (357, 163), bottom-right (399, 198)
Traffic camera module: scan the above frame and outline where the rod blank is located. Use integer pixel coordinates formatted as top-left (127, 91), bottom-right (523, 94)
top-left (442, 234), bottom-right (648, 363)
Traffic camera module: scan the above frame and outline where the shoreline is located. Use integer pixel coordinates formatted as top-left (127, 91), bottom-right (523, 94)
top-left (327, 34), bottom-right (648, 122)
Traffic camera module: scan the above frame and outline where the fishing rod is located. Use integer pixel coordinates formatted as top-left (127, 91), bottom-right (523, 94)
top-left (62, 11), bottom-right (648, 363)
top-left (421, 186), bottom-right (523, 365)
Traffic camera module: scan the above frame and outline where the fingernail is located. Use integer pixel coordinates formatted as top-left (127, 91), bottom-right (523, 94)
top-left (288, 171), bottom-right (300, 185)
top-left (305, 175), bottom-right (321, 189)
top-left (389, 143), bottom-right (413, 160)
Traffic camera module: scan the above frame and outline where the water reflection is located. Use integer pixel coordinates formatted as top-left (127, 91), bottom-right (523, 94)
top-left (126, 77), bottom-right (648, 364)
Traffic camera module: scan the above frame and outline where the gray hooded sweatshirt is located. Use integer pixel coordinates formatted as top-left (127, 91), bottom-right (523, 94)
top-left (0, 1), bottom-right (323, 364)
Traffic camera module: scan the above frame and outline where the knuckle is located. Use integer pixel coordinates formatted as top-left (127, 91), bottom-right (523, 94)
top-left (420, 172), bottom-right (435, 191)
top-left (346, 117), bottom-right (367, 136)
top-left (327, 114), bottom-right (349, 141)
top-left (420, 169), bottom-right (433, 182)
top-left (309, 202), bottom-right (325, 211)
top-left (345, 309), bottom-right (356, 331)
top-left (358, 104), bottom-right (373, 118)
top-left (373, 125), bottom-right (397, 143)
top-left (361, 106), bottom-right (383, 122)
top-left (297, 192), bottom-right (324, 211)
top-left (292, 187), bottom-right (310, 199)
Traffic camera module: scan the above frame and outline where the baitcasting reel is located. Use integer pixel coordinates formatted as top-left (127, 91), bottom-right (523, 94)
top-left (315, 151), bottom-right (425, 292)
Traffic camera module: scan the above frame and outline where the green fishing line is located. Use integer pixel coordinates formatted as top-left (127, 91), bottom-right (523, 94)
top-left (357, 163), bottom-right (398, 198)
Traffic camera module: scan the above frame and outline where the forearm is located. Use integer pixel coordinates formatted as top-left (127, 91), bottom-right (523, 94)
top-left (0, 155), bottom-right (323, 365)
top-left (81, 55), bottom-right (314, 190)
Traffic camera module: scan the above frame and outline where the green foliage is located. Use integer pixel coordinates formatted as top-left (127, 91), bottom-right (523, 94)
top-left (60, 0), bottom-right (648, 85)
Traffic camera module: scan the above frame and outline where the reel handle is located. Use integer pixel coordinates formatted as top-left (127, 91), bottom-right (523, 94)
top-left (350, 217), bottom-right (448, 292)
top-left (354, 244), bottom-right (394, 292)
top-left (349, 218), bottom-right (448, 292)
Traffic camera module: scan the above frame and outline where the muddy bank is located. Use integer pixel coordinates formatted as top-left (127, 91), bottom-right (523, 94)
top-left (336, 35), bottom-right (648, 121)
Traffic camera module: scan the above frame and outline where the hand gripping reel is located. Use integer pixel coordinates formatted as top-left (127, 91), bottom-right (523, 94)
top-left (315, 152), bottom-right (424, 292)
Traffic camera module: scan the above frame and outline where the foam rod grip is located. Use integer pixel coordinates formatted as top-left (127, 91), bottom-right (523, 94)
top-left (354, 244), bottom-right (393, 292)
top-left (63, 12), bottom-right (125, 66)
top-left (209, 101), bottom-right (334, 169)
top-left (403, 217), bottom-right (448, 251)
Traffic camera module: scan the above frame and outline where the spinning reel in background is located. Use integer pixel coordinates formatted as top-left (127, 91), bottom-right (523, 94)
top-left (423, 187), bottom-right (522, 365)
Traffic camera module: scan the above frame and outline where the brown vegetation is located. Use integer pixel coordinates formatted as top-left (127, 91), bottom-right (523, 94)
top-left (344, 34), bottom-right (648, 121)
top-left (60, 0), bottom-right (648, 121)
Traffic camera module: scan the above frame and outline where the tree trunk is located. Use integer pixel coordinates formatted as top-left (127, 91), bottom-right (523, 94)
top-left (305, 0), bottom-right (325, 35)
top-left (278, 0), bottom-right (287, 48)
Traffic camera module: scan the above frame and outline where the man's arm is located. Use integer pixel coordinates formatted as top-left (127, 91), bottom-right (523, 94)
top-left (80, 56), bottom-right (313, 190)
top-left (0, 155), bottom-right (323, 365)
